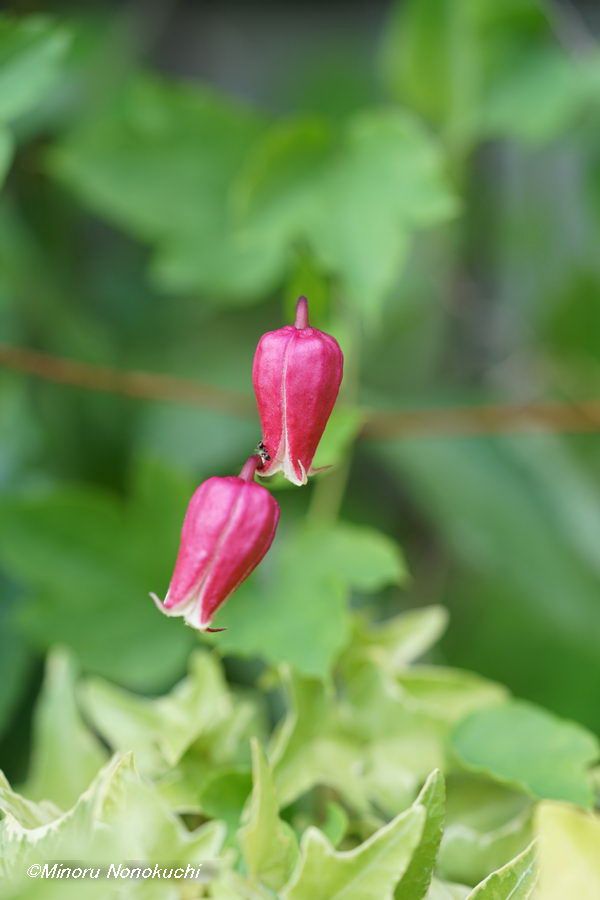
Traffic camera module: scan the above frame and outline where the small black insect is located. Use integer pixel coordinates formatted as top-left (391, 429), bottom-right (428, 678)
top-left (255, 440), bottom-right (271, 463)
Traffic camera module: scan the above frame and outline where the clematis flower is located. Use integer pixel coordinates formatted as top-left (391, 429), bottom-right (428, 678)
top-left (151, 456), bottom-right (279, 631)
top-left (252, 296), bottom-right (344, 486)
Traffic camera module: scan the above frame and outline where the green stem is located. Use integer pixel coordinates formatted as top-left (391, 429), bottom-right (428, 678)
top-left (308, 297), bottom-right (362, 525)
top-left (308, 455), bottom-right (352, 525)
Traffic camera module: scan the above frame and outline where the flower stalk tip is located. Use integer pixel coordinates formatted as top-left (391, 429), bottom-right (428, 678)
top-left (294, 295), bottom-right (309, 329)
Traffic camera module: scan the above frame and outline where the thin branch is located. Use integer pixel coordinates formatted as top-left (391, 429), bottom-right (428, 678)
top-left (1, 342), bottom-right (599, 440)
top-left (0, 343), bottom-right (255, 418)
top-left (361, 401), bottom-right (600, 440)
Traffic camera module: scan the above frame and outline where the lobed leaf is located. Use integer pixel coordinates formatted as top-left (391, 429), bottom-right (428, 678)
top-left (239, 739), bottom-right (299, 891)
top-left (451, 700), bottom-right (599, 808)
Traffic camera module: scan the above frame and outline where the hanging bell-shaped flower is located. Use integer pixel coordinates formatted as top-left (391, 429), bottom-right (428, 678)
top-left (152, 456), bottom-right (279, 631)
top-left (252, 296), bottom-right (344, 486)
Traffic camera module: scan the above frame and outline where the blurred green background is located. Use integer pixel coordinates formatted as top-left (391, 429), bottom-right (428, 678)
top-left (1, 0), bottom-right (599, 793)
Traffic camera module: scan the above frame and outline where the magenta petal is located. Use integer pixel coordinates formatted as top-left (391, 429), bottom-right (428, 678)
top-left (252, 297), bottom-right (343, 485)
top-left (154, 470), bottom-right (279, 630)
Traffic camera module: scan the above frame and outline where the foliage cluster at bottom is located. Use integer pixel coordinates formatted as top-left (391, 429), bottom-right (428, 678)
top-left (0, 607), bottom-right (598, 899)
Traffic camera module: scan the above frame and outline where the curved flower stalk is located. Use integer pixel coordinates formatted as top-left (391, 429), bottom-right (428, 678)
top-left (152, 456), bottom-right (280, 631)
top-left (252, 296), bottom-right (344, 486)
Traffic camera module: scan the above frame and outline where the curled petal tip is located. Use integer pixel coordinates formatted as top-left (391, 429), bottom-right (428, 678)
top-left (150, 591), bottom-right (167, 613)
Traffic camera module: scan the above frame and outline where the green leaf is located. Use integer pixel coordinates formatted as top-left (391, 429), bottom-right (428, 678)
top-left (1, 753), bottom-right (133, 878)
top-left (211, 522), bottom-right (405, 677)
top-left (321, 801), bottom-right (349, 848)
top-left (239, 738), bottom-right (299, 891)
top-left (239, 111), bottom-right (456, 318)
top-left (451, 701), bottom-right (599, 807)
top-left (397, 667), bottom-right (507, 724)
top-left (395, 769), bottom-right (445, 899)
top-left (157, 691), bottom-right (266, 813)
top-left (438, 775), bottom-right (532, 887)
top-left (535, 801), bottom-right (600, 899)
top-left (337, 658), bottom-right (504, 812)
top-left (282, 804), bottom-right (425, 900)
top-left (467, 841), bottom-right (537, 899)
top-left (312, 406), bottom-right (366, 471)
top-left (380, 0), bottom-right (480, 151)
top-left (380, 0), bottom-right (563, 150)
top-left (271, 670), bottom-right (365, 809)
top-left (0, 460), bottom-right (196, 690)
top-left (376, 436), bottom-right (600, 730)
top-left (50, 75), bottom-right (279, 302)
top-left (199, 768), bottom-right (252, 839)
top-left (80, 650), bottom-right (232, 774)
top-left (351, 605), bottom-right (449, 671)
top-left (427, 881), bottom-right (470, 900)
top-left (23, 648), bottom-right (107, 809)
top-left (0, 15), bottom-right (70, 123)
top-left (479, 48), bottom-right (583, 144)
top-left (0, 771), bottom-right (60, 831)
top-left (210, 869), bottom-right (274, 900)
top-left (338, 659), bottom-right (447, 814)
top-left (0, 126), bottom-right (13, 187)
top-left (1, 752), bottom-right (225, 885)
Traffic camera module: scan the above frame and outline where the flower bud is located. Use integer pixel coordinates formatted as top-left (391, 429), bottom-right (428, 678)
top-left (252, 296), bottom-right (344, 486)
top-left (152, 456), bottom-right (279, 631)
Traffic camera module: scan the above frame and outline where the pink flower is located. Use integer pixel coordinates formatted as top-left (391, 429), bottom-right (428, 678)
top-left (152, 456), bottom-right (279, 631)
top-left (252, 296), bottom-right (344, 486)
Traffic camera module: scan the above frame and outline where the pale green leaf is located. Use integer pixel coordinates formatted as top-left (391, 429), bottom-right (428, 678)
top-left (467, 841), bottom-right (537, 899)
top-left (535, 801), bottom-right (600, 900)
top-left (199, 768), bottom-right (252, 838)
top-left (156, 692), bottom-right (265, 813)
top-left (0, 753), bottom-right (134, 878)
top-left (1, 752), bottom-right (225, 887)
top-left (395, 769), bottom-right (445, 899)
top-left (210, 870), bottom-right (274, 900)
top-left (24, 648), bottom-right (107, 809)
top-left (321, 801), bottom-right (349, 848)
top-left (271, 670), bottom-right (365, 809)
top-left (0, 772), bottom-right (60, 830)
top-left (339, 654), bottom-right (504, 821)
top-left (397, 667), bottom-right (507, 724)
top-left (451, 701), bottom-right (599, 807)
top-left (353, 605), bottom-right (449, 671)
top-left (239, 738), bottom-right (299, 890)
top-left (438, 775), bottom-right (532, 887)
top-left (80, 650), bottom-right (231, 774)
top-left (282, 804), bottom-right (425, 900)
top-left (427, 880), bottom-right (470, 900)
top-left (338, 659), bottom-right (447, 813)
